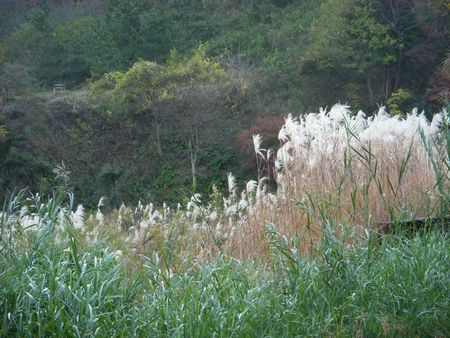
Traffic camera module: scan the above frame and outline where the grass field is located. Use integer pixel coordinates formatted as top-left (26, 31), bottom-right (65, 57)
top-left (1, 105), bottom-right (448, 337)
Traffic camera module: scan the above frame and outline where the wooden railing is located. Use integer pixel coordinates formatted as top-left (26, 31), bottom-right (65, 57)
top-left (377, 216), bottom-right (449, 235)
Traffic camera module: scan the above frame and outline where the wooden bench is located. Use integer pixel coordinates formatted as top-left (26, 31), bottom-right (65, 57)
top-left (53, 84), bottom-right (65, 94)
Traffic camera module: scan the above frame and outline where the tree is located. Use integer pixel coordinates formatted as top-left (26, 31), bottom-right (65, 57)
top-left (55, 16), bottom-right (126, 80)
top-left (89, 49), bottom-right (245, 191)
top-left (426, 52), bottom-right (450, 108)
top-left (138, 11), bottom-right (175, 62)
top-left (370, 0), bottom-right (449, 98)
top-left (0, 42), bottom-right (4, 64)
top-left (162, 83), bottom-right (224, 191)
top-left (0, 63), bottom-right (38, 102)
top-left (0, 42), bottom-right (5, 113)
top-left (112, 60), bottom-right (166, 154)
top-left (308, 0), bottom-right (398, 106)
top-left (370, 0), bottom-right (420, 94)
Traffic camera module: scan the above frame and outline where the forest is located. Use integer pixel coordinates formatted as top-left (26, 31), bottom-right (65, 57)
top-left (0, 0), bottom-right (448, 207)
top-left (0, 0), bottom-right (449, 336)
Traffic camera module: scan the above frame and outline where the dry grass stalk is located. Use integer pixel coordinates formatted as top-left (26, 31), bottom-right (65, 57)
top-left (229, 105), bottom-right (448, 258)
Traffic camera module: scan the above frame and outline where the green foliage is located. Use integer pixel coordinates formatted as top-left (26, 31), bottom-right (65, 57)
top-left (0, 42), bottom-right (4, 64)
top-left (0, 194), bottom-right (141, 336)
top-left (300, 0), bottom-right (449, 108)
top-left (1, 0), bottom-right (447, 111)
top-left (307, 0), bottom-right (398, 106)
top-left (0, 63), bottom-right (38, 99)
top-left (78, 50), bottom-right (247, 202)
top-left (27, 2), bottom-right (51, 33)
top-left (54, 16), bottom-right (126, 80)
top-left (90, 48), bottom-right (226, 117)
top-left (138, 11), bottom-right (176, 61)
top-left (387, 89), bottom-right (413, 116)
top-left (0, 125), bottom-right (8, 143)
top-left (1, 193), bottom-right (448, 336)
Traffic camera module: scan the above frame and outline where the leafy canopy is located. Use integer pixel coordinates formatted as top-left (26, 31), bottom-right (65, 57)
top-left (308, 0), bottom-right (398, 73)
top-left (89, 48), bottom-right (227, 116)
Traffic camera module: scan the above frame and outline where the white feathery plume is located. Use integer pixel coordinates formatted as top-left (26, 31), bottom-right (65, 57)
top-left (21, 214), bottom-right (39, 231)
top-left (117, 214), bottom-right (123, 231)
top-left (256, 177), bottom-right (269, 200)
top-left (238, 198), bottom-right (249, 210)
top-left (112, 250), bottom-right (123, 260)
top-left (275, 104), bottom-right (446, 197)
top-left (19, 206), bottom-right (28, 219)
top-left (95, 209), bottom-right (104, 226)
top-left (95, 196), bottom-right (106, 226)
top-left (329, 103), bottom-right (350, 124)
top-left (227, 172), bottom-right (236, 194)
top-left (97, 196), bottom-right (106, 209)
top-left (140, 219), bottom-right (150, 230)
top-left (278, 124), bottom-right (289, 142)
top-left (209, 211), bottom-right (218, 222)
top-left (246, 180), bottom-right (258, 193)
top-left (72, 204), bottom-right (85, 230)
top-left (192, 194), bottom-right (202, 203)
top-left (430, 110), bottom-right (444, 135)
top-left (125, 226), bottom-right (137, 243)
top-left (252, 134), bottom-right (265, 158)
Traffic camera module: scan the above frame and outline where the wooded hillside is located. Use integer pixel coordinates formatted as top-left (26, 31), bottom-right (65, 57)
top-left (0, 0), bottom-right (448, 207)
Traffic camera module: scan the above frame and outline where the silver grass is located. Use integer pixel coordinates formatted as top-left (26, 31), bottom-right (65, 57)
top-left (246, 180), bottom-right (258, 193)
top-left (72, 204), bottom-right (85, 230)
top-left (228, 172), bottom-right (237, 194)
top-left (252, 134), bottom-right (265, 158)
top-left (97, 196), bottom-right (107, 209)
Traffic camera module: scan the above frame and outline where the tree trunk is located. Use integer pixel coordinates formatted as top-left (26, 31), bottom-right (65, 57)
top-left (154, 118), bottom-right (162, 156)
top-left (187, 138), bottom-right (197, 192)
top-left (384, 66), bottom-right (391, 100)
top-left (394, 50), bottom-right (403, 92)
top-left (367, 72), bottom-right (374, 107)
top-left (190, 150), bottom-right (197, 192)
